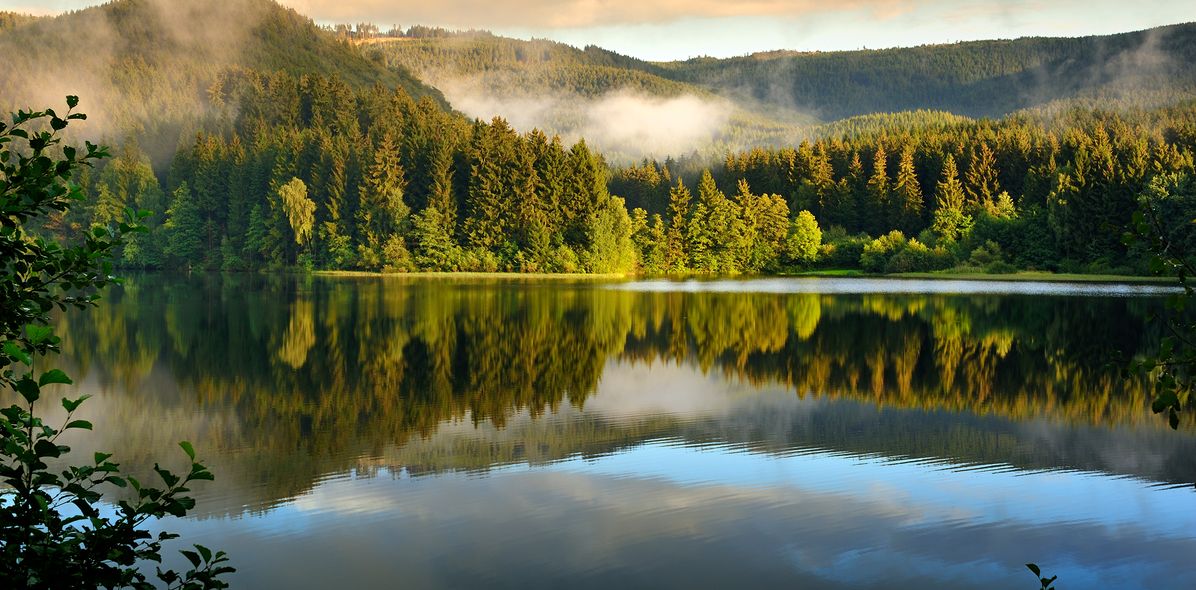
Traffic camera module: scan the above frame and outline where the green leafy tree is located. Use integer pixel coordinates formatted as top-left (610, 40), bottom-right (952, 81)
top-left (582, 197), bottom-right (636, 274)
top-left (1127, 173), bottom-right (1196, 429)
top-left (279, 177), bottom-right (315, 247)
top-left (786, 210), bottom-right (822, 266)
top-left (0, 98), bottom-right (232, 588)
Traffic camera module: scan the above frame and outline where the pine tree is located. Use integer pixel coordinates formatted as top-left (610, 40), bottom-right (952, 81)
top-left (163, 182), bottom-right (204, 266)
top-left (893, 145), bottom-right (923, 234)
top-left (931, 154), bottom-right (972, 242)
top-left (464, 119), bottom-right (515, 251)
top-left (692, 170), bottom-right (743, 273)
top-left (687, 201), bottom-right (714, 272)
top-left (965, 142), bottom-right (1001, 213)
top-left (645, 214), bottom-right (668, 273)
top-left (412, 205), bottom-right (459, 271)
top-left (665, 178), bottom-right (691, 272)
top-left (866, 145), bottom-right (890, 235)
top-left (514, 145), bottom-right (551, 270)
top-left (427, 142), bottom-right (458, 228)
top-left (845, 151), bottom-right (867, 233)
top-left (563, 139), bottom-right (605, 250)
top-left (808, 144), bottom-right (836, 221)
top-left (357, 133), bottom-right (410, 268)
top-left (530, 134), bottom-right (567, 241)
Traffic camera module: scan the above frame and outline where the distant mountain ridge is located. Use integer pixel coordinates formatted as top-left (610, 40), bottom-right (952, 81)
top-left (364, 22), bottom-right (1196, 122)
top-left (663, 23), bottom-right (1196, 120)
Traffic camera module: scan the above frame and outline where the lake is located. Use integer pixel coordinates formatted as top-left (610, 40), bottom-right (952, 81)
top-left (51, 274), bottom-right (1196, 589)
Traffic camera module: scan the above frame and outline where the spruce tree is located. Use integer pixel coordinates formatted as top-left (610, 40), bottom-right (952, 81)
top-left (893, 145), bottom-right (924, 234)
top-left (931, 154), bottom-right (972, 242)
top-left (866, 145), bottom-right (890, 236)
top-left (665, 178), bottom-right (692, 272)
top-left (965, 142), bottom-right (1001, 213)
top-left (164, 181), bottom-right (205, 266)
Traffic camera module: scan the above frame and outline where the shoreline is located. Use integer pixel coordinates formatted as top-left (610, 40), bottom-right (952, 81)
top-left (309, 269), bottom-right (1180, 286)
top-left (312, 270), bottom-right (635, 280)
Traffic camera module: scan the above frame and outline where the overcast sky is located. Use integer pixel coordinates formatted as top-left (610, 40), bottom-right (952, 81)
top-left (7, 0), bottom-right (1195, 60)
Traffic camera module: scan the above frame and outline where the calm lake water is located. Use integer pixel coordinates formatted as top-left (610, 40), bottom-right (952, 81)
top-left (51, 274), bottom-right (1196, 589)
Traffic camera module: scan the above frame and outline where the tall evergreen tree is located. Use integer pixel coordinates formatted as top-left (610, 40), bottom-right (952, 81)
top-left (665, 178), bottom-right (692, 272)
top-left (464, 118), bottom-right (516, 251)
top-left (866, 145), bottom-right (890, 235)
top-left (965, 142), bottom-right (1001, 213)
top-left (357, 133), bottom-right (410, 268)
top-left (163, 181), bottom-right (204, 266)
top-left (931, 154), bottom-right (971, 242)
top-left (893, 146), bottom-right (924, 234)
top-left (845, 151), bottom-right (867, 234)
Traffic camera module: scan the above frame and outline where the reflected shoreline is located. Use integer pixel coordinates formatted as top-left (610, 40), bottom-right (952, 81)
top-left (32, 273), bottom-right (1192, 512)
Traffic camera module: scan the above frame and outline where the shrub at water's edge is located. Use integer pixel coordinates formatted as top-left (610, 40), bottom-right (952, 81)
top-left (0, 98), bottom-right (232, 588)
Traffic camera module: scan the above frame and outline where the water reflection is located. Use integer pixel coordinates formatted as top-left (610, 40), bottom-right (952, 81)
top-left (44, 274), bottom-right (1196, 589)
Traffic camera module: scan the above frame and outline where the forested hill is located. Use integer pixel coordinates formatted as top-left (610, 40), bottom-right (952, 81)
top-left (0, 0), bottom-right (444, 166)
top-left (365, 23), bottom-right (1196, 124)
top-left (362, 32), bottom-right (686, 99)
top-left (661, 23), bottom-right (1196, 120)
top-left (359, 33), bottom-right (815, 161)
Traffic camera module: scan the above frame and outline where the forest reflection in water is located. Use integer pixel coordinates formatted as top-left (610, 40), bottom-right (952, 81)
top-left (45, 274), bottom-right (1196, 589)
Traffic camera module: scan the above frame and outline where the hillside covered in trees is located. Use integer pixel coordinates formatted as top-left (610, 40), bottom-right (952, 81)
top-left (357, 32), bottom-right (813, 161)
top-left (358, 22), bottom-right (1196, 133)
top-left (663, 23), bottom-right (1196, 120)
top-left (5, 0), bottom-right (1196, 277)
top-left (0, 0), bottom-right (444, 169)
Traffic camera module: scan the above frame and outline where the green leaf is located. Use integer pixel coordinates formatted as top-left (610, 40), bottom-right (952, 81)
top-left (16, 377), bottom-right (40, 403)
top-left (25, 324), bottom-right (53, 344)
top-left (179, 441), bottom-right (195, 461)
top-left (62, 394), bottom-right (91, 412)
top-left (34, 439), bottom-right (61, 458)
top-left (155, 465), bottom-right (180, 487)
top-left (65, 420), bottom-right (92, 431)
top-left (39, 369), bottom-right (73, 387)
top-left (180, 550), bottom-right (201, 568)
top-left (1026, 564), bottom-right (1041, 576)
top-left (3, 341), bottom-right (31, 365)
top-left (66, 95), bottom-right (79, 109)
top-left (94, 451), bottom-right (113, 464)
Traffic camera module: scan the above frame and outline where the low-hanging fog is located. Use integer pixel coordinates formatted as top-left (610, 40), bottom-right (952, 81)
top-left (437, 76), bottom-right (736, 161)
